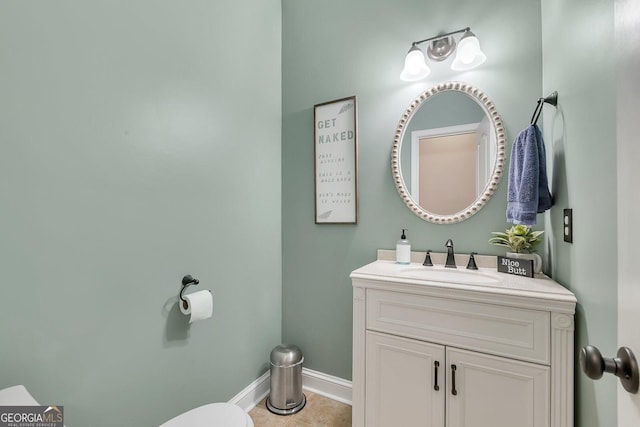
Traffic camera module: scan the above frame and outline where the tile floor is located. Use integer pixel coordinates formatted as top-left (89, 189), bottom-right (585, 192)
top-left (248, 391), bottom-right (352, 427)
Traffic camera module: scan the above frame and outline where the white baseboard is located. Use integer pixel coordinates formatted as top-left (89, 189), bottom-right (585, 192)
top-left (301, 368), bottom-right (352, 405)
top-left (229, 368), bottom-right (352, 412)
top-left (229, 371), bottom-right (270, 412)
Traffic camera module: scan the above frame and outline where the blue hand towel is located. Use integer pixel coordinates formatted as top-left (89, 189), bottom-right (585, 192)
top-left (506, 124), bottom-right (552, 225)
top-left (535, 125), bottom-right (553, 213)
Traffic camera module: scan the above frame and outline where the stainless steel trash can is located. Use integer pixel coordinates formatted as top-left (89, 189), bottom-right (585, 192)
top-left (266, 344), bottom-right (306, 415)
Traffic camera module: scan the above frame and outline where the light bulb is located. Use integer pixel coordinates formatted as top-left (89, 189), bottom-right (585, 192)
top-left (400, 46), bottom-right (430, 81)
top-left (451, 31), bottom-right (486, 71)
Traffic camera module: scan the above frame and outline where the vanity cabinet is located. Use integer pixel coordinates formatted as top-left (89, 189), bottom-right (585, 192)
top-left (366, 331), bottom-right (445, 427)
top-left (365, 331), bottom-right (549, 427)
top-left (351, 257), bottom-right (576, 427)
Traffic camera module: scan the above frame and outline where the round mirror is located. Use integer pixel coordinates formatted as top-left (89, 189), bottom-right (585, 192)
top-left (391, 81), bottom-right (505, 223)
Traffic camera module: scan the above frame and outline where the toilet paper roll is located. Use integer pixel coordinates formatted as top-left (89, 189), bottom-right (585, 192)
top-left (179, 290), bottom-right (213, 323)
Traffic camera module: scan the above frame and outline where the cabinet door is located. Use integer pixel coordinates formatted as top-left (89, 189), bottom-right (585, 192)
top-left (446, 347), bottom-right (550, 427)
top-left (366, 331), bottom-right (445, 427)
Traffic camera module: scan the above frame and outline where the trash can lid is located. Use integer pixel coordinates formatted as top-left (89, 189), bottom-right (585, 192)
top-left (270, 344), bottom-right (304, 367)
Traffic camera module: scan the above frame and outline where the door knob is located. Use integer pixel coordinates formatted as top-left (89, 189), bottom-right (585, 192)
top-left (579, 345), bottom-right (639, 393)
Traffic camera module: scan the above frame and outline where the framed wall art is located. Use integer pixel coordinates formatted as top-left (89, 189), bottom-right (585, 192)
top-left (314, 96), bottom-right (358, 224)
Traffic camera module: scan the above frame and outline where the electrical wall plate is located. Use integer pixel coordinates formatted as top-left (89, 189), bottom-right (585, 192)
top-left (563, 209), bottom-right (573, 243)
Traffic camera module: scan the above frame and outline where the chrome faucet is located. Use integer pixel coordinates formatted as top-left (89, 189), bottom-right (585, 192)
top-left (445, 239), bottom-right (456, 268)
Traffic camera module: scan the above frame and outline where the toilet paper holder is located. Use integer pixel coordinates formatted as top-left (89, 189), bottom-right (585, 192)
top-left (180, 274), bottom-right (200, 309)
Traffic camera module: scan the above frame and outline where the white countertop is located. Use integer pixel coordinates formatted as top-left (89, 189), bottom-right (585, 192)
top-left (351, 258), bottom-right (577, 307)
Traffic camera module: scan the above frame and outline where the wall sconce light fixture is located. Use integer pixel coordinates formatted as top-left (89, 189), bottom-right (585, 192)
top-left (400, 27), bottom-right (486, 82)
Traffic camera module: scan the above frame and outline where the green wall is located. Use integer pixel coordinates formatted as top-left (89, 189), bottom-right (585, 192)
top-left (541, 1), bottom-right (618, 426)
top-left (0, 1), bottom-right (281, 426)
top-left (282, 0), bottom-right (543, 380)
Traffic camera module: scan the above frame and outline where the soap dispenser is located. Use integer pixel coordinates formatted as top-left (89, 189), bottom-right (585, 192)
top-left (396, 229), bottom-right (411, 264)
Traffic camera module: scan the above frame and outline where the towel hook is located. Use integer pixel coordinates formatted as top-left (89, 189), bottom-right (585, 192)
top-left (179, 274), bottom-right (200, 309)
top-left (531, 91), bottom-right (558, 126)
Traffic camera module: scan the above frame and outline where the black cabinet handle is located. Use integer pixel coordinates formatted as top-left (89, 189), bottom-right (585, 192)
top-left (451, 364), bottom-right (458, 395)
top-left (434, 361), bottom-right (440, 391)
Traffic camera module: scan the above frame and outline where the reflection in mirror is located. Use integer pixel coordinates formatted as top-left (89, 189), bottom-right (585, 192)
top-left (392, 82), bottom-right (505, 223)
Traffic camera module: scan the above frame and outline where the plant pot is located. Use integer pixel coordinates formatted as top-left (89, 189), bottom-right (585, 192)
top-left (506, 252), bottom-right (542, 274)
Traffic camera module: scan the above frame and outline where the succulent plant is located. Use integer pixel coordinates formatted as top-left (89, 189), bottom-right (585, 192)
top-left (489, 224), bottom-right (544, 253)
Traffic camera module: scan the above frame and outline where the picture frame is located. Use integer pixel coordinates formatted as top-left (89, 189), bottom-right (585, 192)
top-left (314, 96), bottom-right (358, 224)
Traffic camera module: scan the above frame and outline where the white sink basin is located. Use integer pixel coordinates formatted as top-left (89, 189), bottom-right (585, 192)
top-left (396, 266), bottom-right (502, 285)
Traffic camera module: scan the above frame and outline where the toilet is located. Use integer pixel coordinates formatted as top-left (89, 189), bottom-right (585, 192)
top-left (0, 384), bottom-right (40, 406)
top-left (0, 385), bottom-right (253, 427)
top-left (159, 402), bottom-right (254, 427)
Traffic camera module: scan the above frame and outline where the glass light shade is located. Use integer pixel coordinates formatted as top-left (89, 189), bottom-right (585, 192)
top-left (400, 46), bottom-right (430, 81)
top-left (451, 31), bottom-right (486, 71)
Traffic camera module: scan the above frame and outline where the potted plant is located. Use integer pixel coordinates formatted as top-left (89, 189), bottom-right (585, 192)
top-left (489, 225), bottom-right (544, 273)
